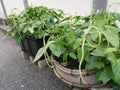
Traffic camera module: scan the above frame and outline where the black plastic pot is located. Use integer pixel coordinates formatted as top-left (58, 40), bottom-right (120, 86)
top-left (28, 38), bottom-right (43, 56)
top-left (20, 38), bottom-right (31, 54)
top-left (20, 37), bottom-right (51, 59)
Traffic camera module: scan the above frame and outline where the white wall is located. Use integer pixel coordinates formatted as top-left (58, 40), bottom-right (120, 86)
top-left (0, 0), bottom-right (120, 18)
top-left (0, 3), bottom-right (5, 18)
top-left (107, 0), bottom-right (120, 13)
top-left (3, 0), bottom-right (25, 16)
top-left (28, 0), bottom-right (93, 16)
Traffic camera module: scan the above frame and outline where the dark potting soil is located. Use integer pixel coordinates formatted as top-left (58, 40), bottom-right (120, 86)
top-left (55, 56), bottom-right (86, 69)
top-left (66, 59), bottom-right (79, 69)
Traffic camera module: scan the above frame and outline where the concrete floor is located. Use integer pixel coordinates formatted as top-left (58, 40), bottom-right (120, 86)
top-left (0, 29), bottom-right (70, 90)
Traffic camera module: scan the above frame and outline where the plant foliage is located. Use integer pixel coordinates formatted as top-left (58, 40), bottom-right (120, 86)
top-left (6, 6), bottom-right (64, 43)
top-left (34, 10), bottom-right (120, 88)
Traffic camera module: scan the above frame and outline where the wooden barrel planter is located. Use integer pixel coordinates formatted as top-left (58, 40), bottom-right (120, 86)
top-left (52, 60), bottom-right (103, 88)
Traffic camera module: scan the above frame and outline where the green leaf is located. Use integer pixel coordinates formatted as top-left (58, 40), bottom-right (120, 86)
top-left (107, 53), bottom-right (117, 61)
top-left (91, 48), bottom-right (104, 57)
top-left (60, 16), bottom-right (72, 22)
top-left (104, 48), bottom-right (117, 55)
top-left (86, 56), bottom-right (104, 69)
top-left (105, 65), bottom-right (114, 80)
top-left (49, 42), bottom-right (65, 57)
top-left (75, 29), bottom-right (83, 37)
top-left (94, 13), bottom-right (108, 26)
top-left (69, 52), bottom-right (77, 59)
top-left (63, 52), bottom-right (68, 61)
top-left (85, 52), bottom-right (90, 63)
top-left (23, 28), bottom-right (28, 33)
top-left (74, 41), bottom-right (80, 49)
top-left (38, 34), bottom-right (43, 39)
top-left (108, 58), bottom-right (120, 85)
top-left (15, 34), bottom-right (22, 44)
top-left (10, 29), bottom-right (16, 37)
top-left (91, 47), bottom-right (117, 57)
top-left (90, 31), bottom-right (99, 41)
top-left (33, 47), bottom-right (46, 63)
top-left (33, 41), bottom-right (54, 63)
top-left (97, 41), bottom-right (108, 49)
top-left (96, 68), bottom-right (111, 84)
top-left (104, 26), bottom-right (119, 48)
top-left (28, 27), bottom-right (34, 34)
top-left (115, 20), bottom-right (120, 29)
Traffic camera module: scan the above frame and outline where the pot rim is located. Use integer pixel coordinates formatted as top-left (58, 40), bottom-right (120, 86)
top-left (53, 60), bottom-right (97, 76)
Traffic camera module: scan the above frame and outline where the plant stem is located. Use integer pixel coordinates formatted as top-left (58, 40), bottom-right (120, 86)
top-left (79, 27), bottom-right (91, 83)
top-left (79, 37), bottom-right (86, 83)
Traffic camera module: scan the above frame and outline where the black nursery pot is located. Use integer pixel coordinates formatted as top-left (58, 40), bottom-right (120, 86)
top-left (20, 37), bottom-right (51, 60)
top-left (28, 37), bottom-right (43, 56)
top-left (20, 38), bottom-right (31, 54)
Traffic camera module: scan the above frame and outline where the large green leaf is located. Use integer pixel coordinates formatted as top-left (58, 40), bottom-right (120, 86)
top-left (86, 56), bottom-right (104, 69)
top-left (33, 41), bottom-right (54, 63)
top-left (91, 47), bottom-right (117, 57)
top-left (33, 47), bottom-right (46, 63)
top-left (96, 68), bottom-right (111, 84)
top-left (89, 42), bottom-right (107, 57)
top-left (107, 53), bottom-right (120, 85)
top-left (105, 65), bottom-right (114, 80)
top-left (109, 58), bottom-right (120, 85)
top-left (103, 26), bottom-right (119, 48)
top-left (49, 42), bottom-right (65, 57)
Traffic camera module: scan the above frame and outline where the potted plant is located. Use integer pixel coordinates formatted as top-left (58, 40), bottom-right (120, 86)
top-left (33, 15), bottom-right (103, 88)
top-left (33, 10), bottom-right (120, 89)
top-left (6, 6), bottom-right (64, 57)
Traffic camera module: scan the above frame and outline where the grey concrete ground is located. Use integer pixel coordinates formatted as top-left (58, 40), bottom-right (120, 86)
top-left (0, 29), bottom-right (70, 90)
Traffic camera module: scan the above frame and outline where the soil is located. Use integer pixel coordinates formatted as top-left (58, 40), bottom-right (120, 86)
top-left (55, 56), bottom-right (86, 69)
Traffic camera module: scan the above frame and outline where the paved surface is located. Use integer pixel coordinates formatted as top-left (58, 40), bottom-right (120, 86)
top-left (0, 29), bottom-right (70, 90)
